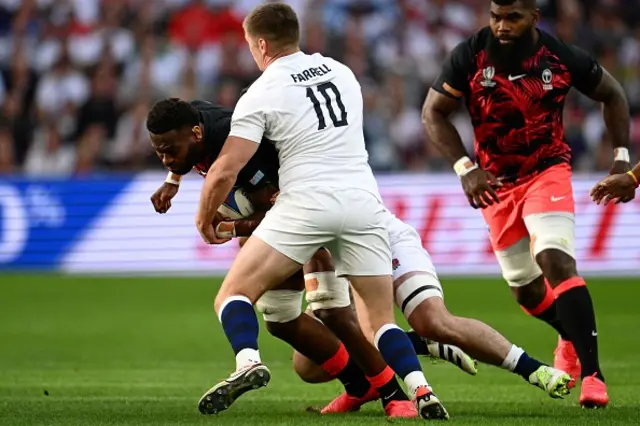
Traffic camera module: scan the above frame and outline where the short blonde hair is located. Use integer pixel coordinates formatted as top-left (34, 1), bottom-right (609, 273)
top-left (243, 3), bottom-right (300, 49)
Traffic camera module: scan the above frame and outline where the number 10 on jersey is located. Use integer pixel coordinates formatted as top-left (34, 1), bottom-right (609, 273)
top-left (306, 82), bottom-right (348, 130)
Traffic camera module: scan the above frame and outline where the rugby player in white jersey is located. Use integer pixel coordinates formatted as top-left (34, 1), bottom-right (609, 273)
top-left (189, 3), bottom-right (443, 420)
top-left (148, 98), bottom-right (441, 419)
top-left (149, 96), bottom-right (570, 419)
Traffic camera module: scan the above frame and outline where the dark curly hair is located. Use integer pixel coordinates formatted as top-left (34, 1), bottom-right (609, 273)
top-left (492, 0), bottom-right (537, 9)
top-left (146, 98), bottom-right (199, 135)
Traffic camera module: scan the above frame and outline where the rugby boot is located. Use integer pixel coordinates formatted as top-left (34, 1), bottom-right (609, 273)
top-left (384, 400), bottom-right (419, 418)
top-left (580, 374), bottom-right (609, 408)
top-left (413, 385), bottom-right (449, 420)
top-left (198, 363), bottom-right (270, 414)
top-left (553, 337), bottom-right (580, 389)
top-left (528, 366), bottom-right (571, 398)
top-left (320, 385), bottom-right (379, 414)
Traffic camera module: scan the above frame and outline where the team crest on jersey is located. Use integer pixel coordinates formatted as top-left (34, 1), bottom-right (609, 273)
top-left (392, 258), bottom-right (400, 271)
top-left (481, 66), bottom-right (496, 87)
top-left (542, 69), bottom-right (553, 91)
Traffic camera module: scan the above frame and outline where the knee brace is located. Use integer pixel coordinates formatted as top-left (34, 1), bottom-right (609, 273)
top-left (394, 273), bottom-right (443, 318)
top-left (525, 213), bottom-right (576, 258)
top-left (304, 271), bottom-right (351, 311)
top-left (495, 238), bottom-right (543, 287)
top-left (255, 289), bottom-right (304, 323)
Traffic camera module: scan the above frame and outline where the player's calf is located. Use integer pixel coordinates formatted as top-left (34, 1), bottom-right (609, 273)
top-left (393, 272), bottom-right (477, 375)
top-left (511, 275), bottom-right (580, 387)
top-left (304, 267), bottom-right (413, 414)
top-left (292, 348), bottom-right (334, 384)
top-left (527, 212), bottom-right (606, 390)
top-left (399, 275), bottom-right (570, 398)
top-left (350, 275), bottom-right (446, 420)
top-left (206, 237), bottom-right (305, 413)
top-left (496, 237), bottom-right (580, 385)
top-left (257, 279), bottom-right (373, 400)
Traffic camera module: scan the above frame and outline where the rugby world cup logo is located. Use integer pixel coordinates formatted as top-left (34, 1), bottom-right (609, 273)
top-left (481, 66), bottom-right (496, 87)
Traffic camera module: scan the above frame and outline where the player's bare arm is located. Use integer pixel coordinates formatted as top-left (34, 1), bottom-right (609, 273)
top-left (590, 161), bottom-right (640, 205)
top-left (583, 68), bottom-right (635, 204)
top-left (422, 90), bottom-right (501, 209)
top-left (196, 136), bottom-right (259, 244)
top-left (150, 172), bottom-right (181, 213)
top-left (581, 68), bottom-right (632, 176)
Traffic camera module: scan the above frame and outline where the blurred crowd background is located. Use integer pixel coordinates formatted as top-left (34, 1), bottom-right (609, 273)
top-left (1, 0), bottom-right (640, 175)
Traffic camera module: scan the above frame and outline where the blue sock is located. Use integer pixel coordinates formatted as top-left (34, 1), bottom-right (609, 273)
top-left (514, 352), bottom-right (545, 380)
top-left (219, 296), bottom-right (259, 354)
top-left (375, 324), bottom-right (423, 380)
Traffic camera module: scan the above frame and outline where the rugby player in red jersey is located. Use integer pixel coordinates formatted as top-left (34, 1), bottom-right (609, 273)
top-left (422, 0), bottom-right (632, 408)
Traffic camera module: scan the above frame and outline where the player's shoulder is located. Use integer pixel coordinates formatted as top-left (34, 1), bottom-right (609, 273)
top-left (447, 27), bottom-right (490, 65)
top-left (538, 29), bottom-right (592, 61)
top-left (466, 26), bottom-right (492, 55)
top-left (189, 100), bottom-right (232, 116)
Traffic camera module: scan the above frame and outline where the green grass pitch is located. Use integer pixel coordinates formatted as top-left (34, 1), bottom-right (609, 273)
top-left (0, 275), bottom-right (639, 425)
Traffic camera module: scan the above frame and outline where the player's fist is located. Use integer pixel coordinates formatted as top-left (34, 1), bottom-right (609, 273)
top-left (591, 172), bottom-right (637, 205)
top-left (150, 182), bottom-right (179, 214)
top-left (461, 168), bottom-right (502, 209)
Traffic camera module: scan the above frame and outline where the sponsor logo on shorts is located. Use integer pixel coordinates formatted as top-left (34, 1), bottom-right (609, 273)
top-left (392, 258), bottom-right (400, 271)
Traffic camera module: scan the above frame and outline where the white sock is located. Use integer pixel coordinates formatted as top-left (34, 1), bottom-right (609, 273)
top-left (235, 348), bottom-right (261, 370)
top-left (501, 345), bottom-right (525, 372)
top-left (404, 370), bottom-right (430, 398)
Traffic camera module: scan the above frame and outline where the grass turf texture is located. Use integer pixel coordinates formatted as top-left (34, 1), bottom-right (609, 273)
top-left (0, 275), bottom-right (638, 425)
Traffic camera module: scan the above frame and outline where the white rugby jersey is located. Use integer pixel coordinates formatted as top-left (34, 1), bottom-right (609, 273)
top-left (229, 51), bottom-right (380, 199)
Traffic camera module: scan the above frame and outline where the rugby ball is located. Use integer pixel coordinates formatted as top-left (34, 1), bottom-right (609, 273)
top-left (217, 188), bottom-right (255, 219)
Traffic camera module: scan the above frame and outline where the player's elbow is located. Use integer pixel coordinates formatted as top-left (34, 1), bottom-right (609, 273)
top-left (421, 93), bottom-right (446, 126)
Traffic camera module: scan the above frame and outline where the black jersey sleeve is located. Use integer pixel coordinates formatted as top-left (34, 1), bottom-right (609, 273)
top-left (560, 43), bottom-right (604, 95)
top-left (432, 40), bottom-right (475, 99)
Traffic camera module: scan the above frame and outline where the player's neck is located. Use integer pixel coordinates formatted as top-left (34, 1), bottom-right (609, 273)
top-left (531, 28), bottom-right (539, 46)
top-left (263, 46), bottom-right (301, 69)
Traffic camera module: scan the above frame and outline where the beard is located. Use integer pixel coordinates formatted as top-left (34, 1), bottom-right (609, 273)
top-left (487, 28), bottom-right (537, 72)
top-left (171, 143), bottom-right (202, 175)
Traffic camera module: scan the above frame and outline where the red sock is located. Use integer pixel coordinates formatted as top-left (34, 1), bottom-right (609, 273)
top-left (521, 279), bottom-right (555, 316)
top-left (367, 366), bottom-right (407, 406)
top-left (366, 366), bottom-right (395, 388)
top-left (553, 276), bottom-right (587, 297)
top-left (320, 343), bottom-right (349, 376)
top-left (521, 279), bottom-right (570, 340)
top-left (321, 343), bottom-right (370, 397)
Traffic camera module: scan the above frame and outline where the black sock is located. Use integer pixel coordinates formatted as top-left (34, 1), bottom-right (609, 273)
top-left (336, 357), bottom-right (371, 398)
top-left (376, 377), bottom-right (409, 407)
top-left (533, 301), bottom-right (571, 341)
top-left (555, 284), bottom-right (604, 381)
top-left (513, 352), bottom-right (545, 380)
top-left (406, 330), bottom-right (429, 355)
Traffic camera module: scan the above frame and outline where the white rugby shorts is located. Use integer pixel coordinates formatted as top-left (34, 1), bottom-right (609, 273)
top-left (253, 187), bottom-right (392, 276)
top-left (386, 212), bottom-right (444, 317)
